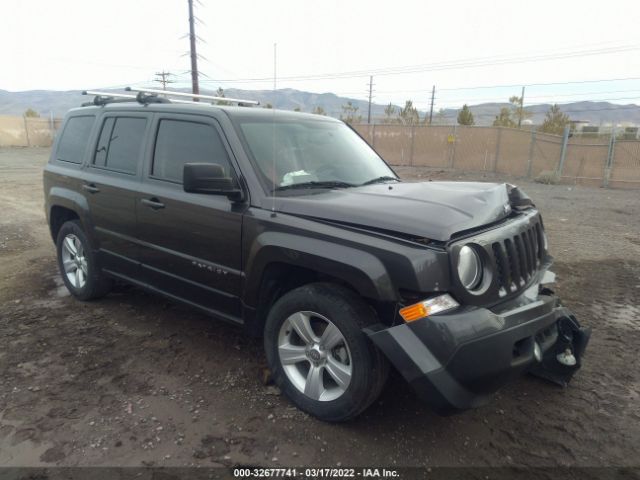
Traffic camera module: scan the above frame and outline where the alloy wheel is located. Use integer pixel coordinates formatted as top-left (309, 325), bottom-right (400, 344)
top-left (277, 311), bottom-right (352, 402)
top-left (61, 233), bottom-right (88, 289)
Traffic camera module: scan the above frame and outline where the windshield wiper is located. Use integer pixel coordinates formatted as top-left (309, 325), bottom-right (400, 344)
top-left (360, 176), bottom-right (400, 186)
top-left (274, 180), bottom-right (356, 192)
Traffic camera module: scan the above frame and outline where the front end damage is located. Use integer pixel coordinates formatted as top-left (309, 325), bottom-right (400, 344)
top-left (364, 272), bottom-right (591, 415)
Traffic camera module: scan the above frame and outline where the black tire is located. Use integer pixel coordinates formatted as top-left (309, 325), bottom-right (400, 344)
top-left (56, 220), bottom-right (112, 301)
top-left (264, 282), bottom-right (388, 422)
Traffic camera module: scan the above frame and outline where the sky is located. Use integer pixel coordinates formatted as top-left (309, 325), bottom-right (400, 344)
top-left (2, 0), bottom-right (640, 110)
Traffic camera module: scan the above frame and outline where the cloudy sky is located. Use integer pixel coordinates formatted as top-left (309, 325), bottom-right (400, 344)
top-left (2, 0), bottom-right (639, 109)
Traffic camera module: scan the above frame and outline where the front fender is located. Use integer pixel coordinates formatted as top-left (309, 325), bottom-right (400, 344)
top-left (243, 230), bottom-right (395, 307)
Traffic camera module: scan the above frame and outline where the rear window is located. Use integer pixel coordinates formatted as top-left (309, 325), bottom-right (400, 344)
top-left (56, 115), bottom-right (95, 164)
top-left (152, 119), bottom-right (232, 183)
top-left (93, 117), bottom-right (147, 174)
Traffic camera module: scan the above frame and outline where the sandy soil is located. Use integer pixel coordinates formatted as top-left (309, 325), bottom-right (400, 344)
top-left (1, 148), bottom-right (639, 468)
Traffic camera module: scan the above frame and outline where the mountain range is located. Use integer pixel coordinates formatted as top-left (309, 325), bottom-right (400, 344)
top-left (1, 87), bottom-right (639, 126)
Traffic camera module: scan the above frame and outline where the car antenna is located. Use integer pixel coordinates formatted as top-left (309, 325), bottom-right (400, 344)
top-left (271, 42), bottom-right (278, 218)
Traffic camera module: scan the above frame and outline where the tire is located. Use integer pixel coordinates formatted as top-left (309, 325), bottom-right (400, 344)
top-left (264, 282), bottom-right (388, 422)
top-left (56, 220), bottom-right (112, 301)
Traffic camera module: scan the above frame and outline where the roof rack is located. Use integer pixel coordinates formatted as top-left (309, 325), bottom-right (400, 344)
top-left (125, 87), bottom-right (260, 106)
top-left (81, 90), bottom-right (170, 107)
top-left (81, 88), bottom-right (260, 108)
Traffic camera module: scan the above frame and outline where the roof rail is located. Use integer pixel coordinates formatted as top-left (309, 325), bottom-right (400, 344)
top-left (125, 87), bottom-right (260, 106)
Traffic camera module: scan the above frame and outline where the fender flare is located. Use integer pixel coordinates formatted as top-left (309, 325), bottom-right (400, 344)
top-left (47, 187), bottom-right (96, 245)
top-left (243, 231), bottom-right (396, 307)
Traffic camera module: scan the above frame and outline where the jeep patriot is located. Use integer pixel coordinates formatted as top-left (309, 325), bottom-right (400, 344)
top-left (43, 91), bottom-right (590, 421)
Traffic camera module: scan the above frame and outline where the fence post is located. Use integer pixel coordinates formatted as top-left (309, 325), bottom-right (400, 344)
top-left (557, 126), bottom-right (571, 176)
top-left (22, 115), bottom-right (31, 147)
top-left (526, 128), bottom-right (537, 178)
top-left (494, 127), bottom-right (502, 172)
top-left (371, 123), bottom-right (376, 149)
top-left (409, 125), bottom-right (415, 166)
top-left (603, 127), bottom-right (616, 188)
top-left (449, 124), bottom-right (457, 169)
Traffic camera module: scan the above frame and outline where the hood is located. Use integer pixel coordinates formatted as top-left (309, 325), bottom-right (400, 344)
top-left (268, 181), bottom-right (519, 242)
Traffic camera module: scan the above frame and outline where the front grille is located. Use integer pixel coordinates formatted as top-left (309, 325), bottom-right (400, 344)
top-left (491, 222), bottom-right (545, 297)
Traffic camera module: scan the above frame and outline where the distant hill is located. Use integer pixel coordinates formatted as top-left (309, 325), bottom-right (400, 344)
top-left (1, 87), bottom-right (639, 126)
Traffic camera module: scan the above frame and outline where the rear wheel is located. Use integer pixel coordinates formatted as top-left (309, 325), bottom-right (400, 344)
top-left (264, 283), bottom-right (388, 422)
top-left (56, 220), bottom-right (111, 300)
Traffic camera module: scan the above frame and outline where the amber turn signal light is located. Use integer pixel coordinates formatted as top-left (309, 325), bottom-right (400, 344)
top-left (398, 294), bottom-right (459, 322)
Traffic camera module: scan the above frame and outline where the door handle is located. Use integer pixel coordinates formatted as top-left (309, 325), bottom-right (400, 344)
top-left (141, 198), bottom-right (165, 210)
top-left (82, 183), bottom-right (100, 194)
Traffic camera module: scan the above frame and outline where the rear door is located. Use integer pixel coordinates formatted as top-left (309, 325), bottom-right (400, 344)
top-left (83, 112), bottom-right (151, 278)
top-left (135, 113), bottom-right (246, 322)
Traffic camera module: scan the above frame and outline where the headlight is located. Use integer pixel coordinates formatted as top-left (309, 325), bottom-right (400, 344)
top-left (542, 231), bottom-right (549, 252)
top-left (457, 245), bottom-right (483, 291)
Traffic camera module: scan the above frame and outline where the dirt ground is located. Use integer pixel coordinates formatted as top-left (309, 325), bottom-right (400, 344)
top-left (1, 147), bottom-right (639, 469)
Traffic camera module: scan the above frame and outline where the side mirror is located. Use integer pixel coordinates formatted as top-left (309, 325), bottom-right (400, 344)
top-left (183, 163), bottom-right (243, 201)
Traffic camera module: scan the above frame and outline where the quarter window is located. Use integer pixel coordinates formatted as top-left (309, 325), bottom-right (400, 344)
top-left (93, 117), bottom-right (147, 174)
top-left (152, 119), bottom-right (232, 183)
top-left (56, 115), bottom-right (95, 164)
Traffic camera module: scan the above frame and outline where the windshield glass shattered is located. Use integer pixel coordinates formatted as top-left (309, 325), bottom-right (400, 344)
top-left (236, 118), bottom-right (397, 192)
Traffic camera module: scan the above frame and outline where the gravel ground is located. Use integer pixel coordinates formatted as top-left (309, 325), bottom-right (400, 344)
top-left (1, 147), bottom-right (639, 469)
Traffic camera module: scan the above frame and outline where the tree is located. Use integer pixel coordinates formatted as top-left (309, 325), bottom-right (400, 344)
top-left (383, 103), bottom-right (396, 123)
top-left (509, 95), bottom-right (531, 127)
top-left (457, 104), bottom-right (474, 126)
top-left (293, 106), bottom-right (301, 112)
top-left (397, 100), bottom-right (420, 125)
top-left (491, 96), bottom-right (531, 128)
top-left (435, 108), bottom-right (447, 125)
top-left (215, 87), bottom-right (231, 106)
top-left (264, 103), bottom-right (273, 109)
top-left (540, 104), bottom-right (571, 135)
top-left (311, 106), bottom-right (326, 116)
top-left (340, 101), bottom-right (362, 124)
top-left (493, 107), bottom-right (516, 127)
top-left (24, 108), bottom-right (39, 118)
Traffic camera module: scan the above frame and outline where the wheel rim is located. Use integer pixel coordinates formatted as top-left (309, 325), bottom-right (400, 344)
top-left (277, 311), bottom-right (352, 402)
top-left (61, 233), bottom-right (88, 289)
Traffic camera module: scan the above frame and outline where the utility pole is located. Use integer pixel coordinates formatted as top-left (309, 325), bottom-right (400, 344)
top-left (188, 0), bottom-right (199, 100)
top-left (367, 76), bottom-right (374, 124)
top-left (518, 85), bottom-right (525, 128)
top-left (428, 85), bottom-right (435, 124)
top-left (154, 71), bottom-right (175, 91)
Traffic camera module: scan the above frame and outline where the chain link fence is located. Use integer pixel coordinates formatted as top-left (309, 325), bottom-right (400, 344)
top-left (353, 124), bottom-right (640, 189)
top-left (0, 115), bottom-right (62, 147)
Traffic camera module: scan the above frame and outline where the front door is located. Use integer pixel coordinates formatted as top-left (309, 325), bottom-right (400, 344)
top-left (135, 114), bottom-right (245, 322)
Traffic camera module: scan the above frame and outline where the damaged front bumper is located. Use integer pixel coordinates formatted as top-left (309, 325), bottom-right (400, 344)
top-left (364, 273), bottom-right (591, 415)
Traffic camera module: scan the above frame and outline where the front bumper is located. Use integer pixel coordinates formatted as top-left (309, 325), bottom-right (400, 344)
top-left (365, 278), bottom-right (590, 414)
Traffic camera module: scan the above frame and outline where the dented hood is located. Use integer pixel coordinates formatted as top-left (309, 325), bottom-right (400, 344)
top-left (270, 181), bottom-right (517, 242)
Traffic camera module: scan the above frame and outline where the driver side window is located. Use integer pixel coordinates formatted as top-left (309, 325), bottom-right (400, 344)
top-left (152, 119), bottom-right (232, 184)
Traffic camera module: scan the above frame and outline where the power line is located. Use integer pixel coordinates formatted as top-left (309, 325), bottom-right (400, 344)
top-left (428, 85), bottom-right (435, 124)
top-left (187, 0), bottom-right (200, 98)
top-left (367, 76), bottom-right (374, 124)
top-left (196, 44), bottom-right (640, 83)
top-left (154, 71), bottom-right (175, 90)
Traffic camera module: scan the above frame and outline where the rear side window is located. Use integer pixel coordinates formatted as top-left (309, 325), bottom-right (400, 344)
top-left (152, 119), bottom-right (232, 183)
top-left (56, 115), bottom-right (95, 164)
top-left (93, 117), bottom-right (147, 174)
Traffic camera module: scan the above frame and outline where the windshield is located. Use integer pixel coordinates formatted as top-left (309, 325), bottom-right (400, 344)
top-left (235, 117), bottom-right (396, 192)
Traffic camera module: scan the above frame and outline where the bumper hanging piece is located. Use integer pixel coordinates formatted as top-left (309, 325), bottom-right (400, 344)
top-left (530, 315), bottom-right (591, 387)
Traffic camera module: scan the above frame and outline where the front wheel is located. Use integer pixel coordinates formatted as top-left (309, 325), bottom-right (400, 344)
top-left (264, 283), bottom-right (388, 422)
